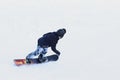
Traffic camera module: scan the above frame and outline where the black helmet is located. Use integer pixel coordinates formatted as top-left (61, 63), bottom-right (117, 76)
top-left (56, 28), bottom-right (66, 38)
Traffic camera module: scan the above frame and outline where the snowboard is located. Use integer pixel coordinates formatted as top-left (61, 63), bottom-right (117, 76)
top-left (14, 55), bottom-right (58, 66)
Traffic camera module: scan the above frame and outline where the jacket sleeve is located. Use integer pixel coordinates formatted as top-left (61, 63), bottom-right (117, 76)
top-left (51, 44), bottom-right (60, 55)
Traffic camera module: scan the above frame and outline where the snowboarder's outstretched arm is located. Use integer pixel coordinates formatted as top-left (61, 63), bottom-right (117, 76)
top-left (51, 45), bottom-right (60, 56)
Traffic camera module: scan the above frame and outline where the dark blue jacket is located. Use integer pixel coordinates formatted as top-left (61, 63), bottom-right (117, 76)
top-left (38, 32), bottom-right (60, 55)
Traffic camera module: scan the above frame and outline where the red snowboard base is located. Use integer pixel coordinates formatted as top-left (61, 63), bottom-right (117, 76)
top-left (14, 58), bottom-right (39, 66)
top-left (14, 59), bottom-right (26, 66)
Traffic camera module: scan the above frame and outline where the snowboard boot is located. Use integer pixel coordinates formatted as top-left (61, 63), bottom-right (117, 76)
top-left (26, 58), bottom-right (32, 64)
top-left (39, 57), bottom-right (48, 63)
top-left (26, 59), bottom-right (31, 64)
top-left (38, 54), bottom-right (48, 63)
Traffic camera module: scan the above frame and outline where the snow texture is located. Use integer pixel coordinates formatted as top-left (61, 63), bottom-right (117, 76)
top-left (0, 0), bottom-right (120, 80)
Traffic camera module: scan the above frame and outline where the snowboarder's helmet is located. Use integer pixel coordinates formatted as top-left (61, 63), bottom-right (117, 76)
top-left (57, 28), bottom-right (66, 38)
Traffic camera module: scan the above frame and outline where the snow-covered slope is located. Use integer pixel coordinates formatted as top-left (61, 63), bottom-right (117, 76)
top-left (0, 0), bottom-right (120, 80)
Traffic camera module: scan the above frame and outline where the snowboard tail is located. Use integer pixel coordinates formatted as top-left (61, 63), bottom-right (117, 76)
top-left (14, 59), bottom-right (26, 66)
top-left (14, 58), bottom-right (40, 66)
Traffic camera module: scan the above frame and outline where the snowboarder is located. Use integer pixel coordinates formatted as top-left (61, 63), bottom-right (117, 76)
top-left (26, 28), bottom-right (66, 63)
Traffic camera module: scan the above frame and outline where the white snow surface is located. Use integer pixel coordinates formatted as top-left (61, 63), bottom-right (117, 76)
top-left (0, 0), bottom-right (120, 80)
